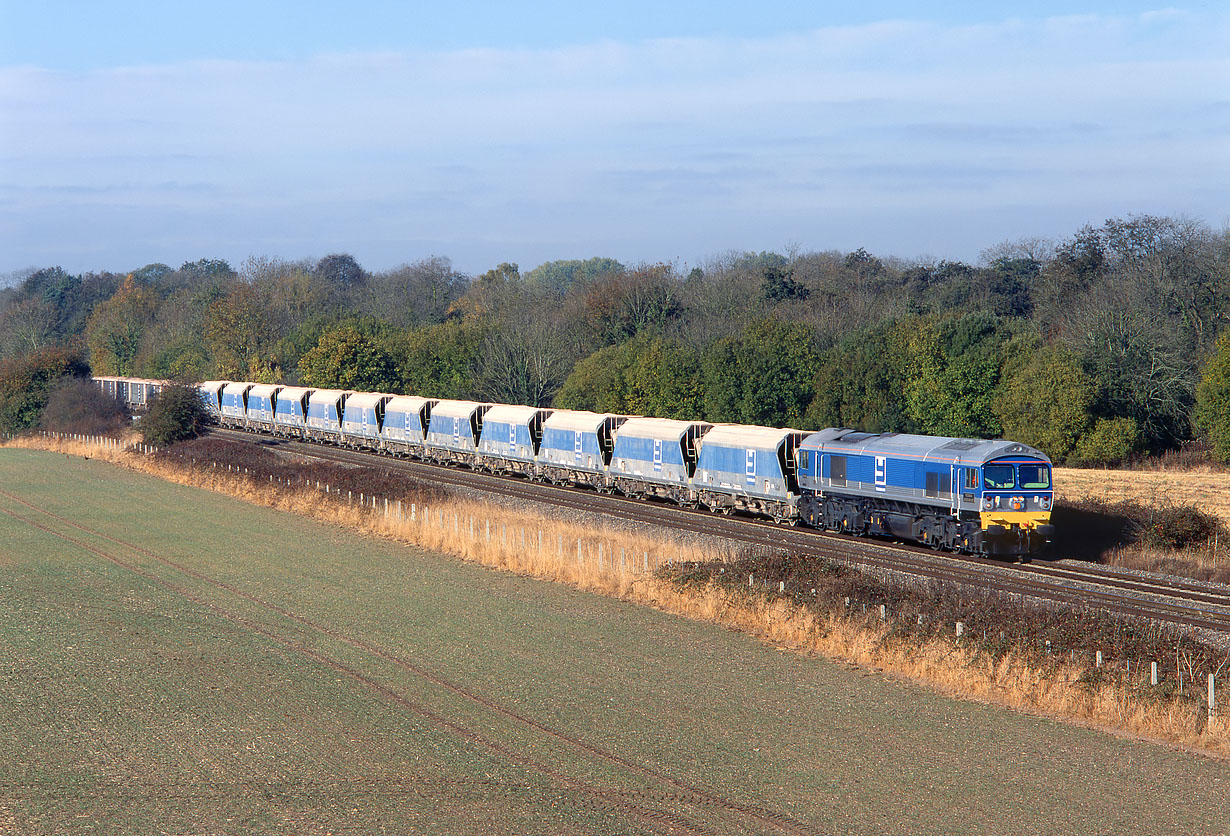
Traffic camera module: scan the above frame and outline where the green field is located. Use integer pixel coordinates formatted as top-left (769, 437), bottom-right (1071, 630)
top-left (1, 448), bottom-right (1227, 835)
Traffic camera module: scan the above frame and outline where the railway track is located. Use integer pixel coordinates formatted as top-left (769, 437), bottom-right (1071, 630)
top-left (210, 428), bottom-right (1230, 635)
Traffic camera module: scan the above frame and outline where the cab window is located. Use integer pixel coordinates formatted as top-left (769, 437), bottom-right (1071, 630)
top-left (1019, 464), bottom-right (1051, 490)
top-left (983, 464), bottom-right (1015, 490)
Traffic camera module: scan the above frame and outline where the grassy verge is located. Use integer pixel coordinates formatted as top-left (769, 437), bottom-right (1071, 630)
top-left (9, 431), bottom-right (1230, 760)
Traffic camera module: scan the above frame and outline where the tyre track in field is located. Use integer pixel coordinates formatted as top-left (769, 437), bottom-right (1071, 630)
top-left (0, 488), bottom-right (813, 836)
top-left (0, 502), bottom-right (710, 836)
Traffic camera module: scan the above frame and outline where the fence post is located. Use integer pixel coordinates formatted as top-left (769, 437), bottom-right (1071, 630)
top-left (1151, 662), bottom-right (1158, 686)
top-left (956, 621), bottom-right (965, 637)
top-left (1096, 650), bottom-right (1103, 668)
top-left (1211, 674), bottom-right (1217, 727)
top-left (577, 539), bottom-right (582, 565)
top-left (880, 604), bottom-right (886, 620)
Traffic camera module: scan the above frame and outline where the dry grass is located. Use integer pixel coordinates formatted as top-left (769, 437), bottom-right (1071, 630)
top-left (1055, 466), bottom-right (1230, 581)
top-left (9, 431), bottom-right (1229, 759)
top-left (1055, 465), bottom-right (1230, 526)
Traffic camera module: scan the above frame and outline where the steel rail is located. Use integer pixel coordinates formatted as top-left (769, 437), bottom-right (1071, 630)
top-left (207, 428), bottom-right (1230, 633)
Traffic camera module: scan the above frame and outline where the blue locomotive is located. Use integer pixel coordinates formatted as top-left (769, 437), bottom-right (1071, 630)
top-left (102, 377), bottom-right (1055, 557)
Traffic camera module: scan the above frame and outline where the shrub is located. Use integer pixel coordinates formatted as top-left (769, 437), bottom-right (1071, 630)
top-left (140, 384), bottom-right (209, 446)
top-left (1129, 503), bottom-right (1227, 551)
top-left (38, 377), bottom-right (130, 435)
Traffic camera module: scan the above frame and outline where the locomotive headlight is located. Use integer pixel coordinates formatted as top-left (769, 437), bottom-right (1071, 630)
top-left (1010, 496), bottom-right (1025, 511)
top-left (1039, 496), bottom-right (1052, 511)
top-left (982, 496), bottom-right (994, 511)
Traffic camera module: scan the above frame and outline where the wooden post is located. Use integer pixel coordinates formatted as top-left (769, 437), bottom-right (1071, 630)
top-left (1151, 662), bottom-right (1158, 686)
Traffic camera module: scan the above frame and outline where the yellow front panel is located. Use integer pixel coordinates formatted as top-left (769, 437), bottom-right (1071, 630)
top-left (981, 511), bottom-right (1051, 530)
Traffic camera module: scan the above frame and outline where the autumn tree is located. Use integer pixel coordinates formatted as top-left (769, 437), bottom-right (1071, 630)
top-left (205, 284), bottom-right (268, 379)
top-left (84, 275), bottom-right (159, 375)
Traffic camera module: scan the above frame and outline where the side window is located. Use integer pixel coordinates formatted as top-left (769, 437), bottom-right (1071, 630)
top-left (799, 450), bottom-right (810, 471)
top-left (965, 468), bottom-right (978, 490)
top-left (926, 471), bottom-right (952, 498)
top-left (830, 455), bottom-right (847, 487)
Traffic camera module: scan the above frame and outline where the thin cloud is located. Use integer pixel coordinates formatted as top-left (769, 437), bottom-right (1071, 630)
top-left (0, 10), bottom-right (1226, 273)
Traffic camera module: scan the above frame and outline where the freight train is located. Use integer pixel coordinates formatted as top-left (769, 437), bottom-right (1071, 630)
top-left (94, 376), bottom-right (1055, 557)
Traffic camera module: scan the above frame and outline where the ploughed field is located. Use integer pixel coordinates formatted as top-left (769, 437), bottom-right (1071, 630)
top-left (1, 449), bottom-right (1227, 836)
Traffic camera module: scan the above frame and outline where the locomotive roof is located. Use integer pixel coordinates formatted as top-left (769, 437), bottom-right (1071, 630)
top-left (542, 409), bottom-right (626, 433)
top-left (800, 428), bottom-right (1051, 466)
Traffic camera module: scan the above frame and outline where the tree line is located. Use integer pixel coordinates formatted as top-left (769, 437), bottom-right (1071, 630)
top-left (2, 215), bottom-right (1230, 465)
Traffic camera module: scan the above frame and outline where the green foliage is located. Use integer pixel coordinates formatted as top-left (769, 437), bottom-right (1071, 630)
top-left (805, 322), bottom-right (914, 433)
top-left (761, 265), bottom-right (808, 302)
top-left (1194, 330), bottom-right (1230, 463)
top-left (145, 340), bottom-right (210, 382)
top-left (1070, 417), bottom-right (1140, 467)
top-left (297, 326), bottom-right (400, 392)
top-left (554, 334), bottom-right (703, 419)
top-left (553, 342), bottom-right (632, 413)
top-left (703, 319), bottom-right (819, 427)
top-left (994, 339), bottom-right (1094, 463)
top-left (205, 283), bottom-right (268, 376)
top-left (904, 313), bottom-right (1008, 438)
top-left (140, 384), bottom-right (209, 446)
top-left (1077, 309), bottom-right (1193, 451)
top-left (0, 347), bottom-right (91, 434)
top-left (397, 319), bottom-right (486, 399)
top-left (622, 337), bottom-right (703, 420)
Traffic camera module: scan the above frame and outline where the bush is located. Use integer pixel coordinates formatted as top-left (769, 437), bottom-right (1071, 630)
top-left (140, 384), bottom-right (209, 446)
top-left (38, 378), bottom-right (130, 435)
top-left (0, 348), bottom-right (91, 435)
top-left (1129, 503), bottom-right (1227, 551)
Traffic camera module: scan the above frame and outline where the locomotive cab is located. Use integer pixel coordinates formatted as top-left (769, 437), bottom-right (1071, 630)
top-left (978, 457), bottom-right (1055, 555)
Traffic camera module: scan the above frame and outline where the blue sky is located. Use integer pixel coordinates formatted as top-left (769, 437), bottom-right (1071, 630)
top-left (2, 2), bottom-right (1227, 277)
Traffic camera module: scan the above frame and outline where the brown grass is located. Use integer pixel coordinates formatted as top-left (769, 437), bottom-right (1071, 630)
top-left (1055, 466), bottom-right (1230, 582)
top-left (1055, 466), bottom-right (1230, 526)
top-left (8, 431), bottom-right (1229, 759)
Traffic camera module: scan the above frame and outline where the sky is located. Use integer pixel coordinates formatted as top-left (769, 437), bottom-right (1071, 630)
top-left (1, 1), bottom-right (1227, 279)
